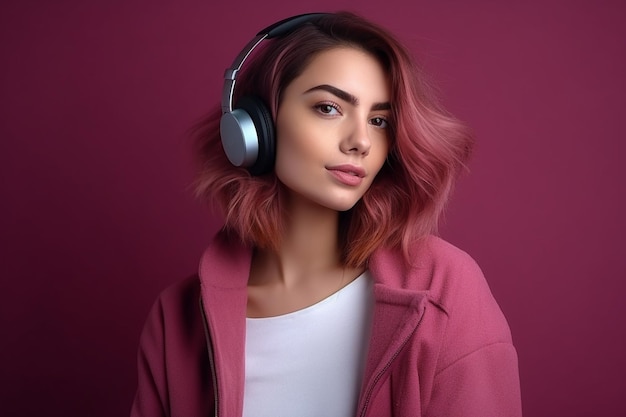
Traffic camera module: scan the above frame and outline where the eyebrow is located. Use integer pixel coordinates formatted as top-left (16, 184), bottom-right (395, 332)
top-left (304, 84), bottom-right (391, 111)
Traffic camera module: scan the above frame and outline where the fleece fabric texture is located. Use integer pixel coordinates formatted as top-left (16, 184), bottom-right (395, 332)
top-left (131, 231), bottom-right (522, 417)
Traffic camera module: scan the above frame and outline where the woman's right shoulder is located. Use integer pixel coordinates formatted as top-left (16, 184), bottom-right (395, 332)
top-left (146, 274), bottom-right (203, 326)
top-left (157, 274), bottom-right (201, 307)
top-left (133, 274), bottom-right (214, 416)
top-left (140, 275), bottom-right (205, 345)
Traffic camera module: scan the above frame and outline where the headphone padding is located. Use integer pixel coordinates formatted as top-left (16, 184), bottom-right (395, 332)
top-left (235, 96), bottom-right (276, 175)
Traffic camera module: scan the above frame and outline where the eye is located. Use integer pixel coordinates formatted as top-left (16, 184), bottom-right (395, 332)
top-left (314, 102), bottom-right (341, 116)
top-left (369, 116), bottom-right (389, 128)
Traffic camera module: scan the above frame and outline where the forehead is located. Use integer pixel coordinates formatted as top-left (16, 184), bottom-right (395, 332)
top-left (288, 47), bottom-right (390, 102)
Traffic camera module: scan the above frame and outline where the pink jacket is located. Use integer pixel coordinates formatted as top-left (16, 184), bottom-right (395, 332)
top-left (131, 232), bottom-right (522, 416)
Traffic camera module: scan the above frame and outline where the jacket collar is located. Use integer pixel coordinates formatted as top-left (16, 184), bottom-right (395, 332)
top-left (198, 233), bottom-right (428, 417)
top-left (198, 232), bottom-right (251, 417)
top-left (358, 247), bottom-right (429, 414)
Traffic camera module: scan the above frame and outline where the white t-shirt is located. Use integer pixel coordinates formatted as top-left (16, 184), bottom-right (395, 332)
top-left (242, 271), bottom-right (374, 417)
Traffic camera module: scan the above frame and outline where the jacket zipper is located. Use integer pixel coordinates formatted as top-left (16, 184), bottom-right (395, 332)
top-left (358, 311), bottom-right (425, 417)
top-left (200, 297), bottom-right (219, 417)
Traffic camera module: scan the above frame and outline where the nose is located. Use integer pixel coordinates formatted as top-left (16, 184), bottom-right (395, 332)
top-left (340, 119), bottom-right (371, 156)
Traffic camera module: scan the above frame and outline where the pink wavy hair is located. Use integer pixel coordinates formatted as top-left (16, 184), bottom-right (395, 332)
top-left (193, 12), bottom-right (474, 267)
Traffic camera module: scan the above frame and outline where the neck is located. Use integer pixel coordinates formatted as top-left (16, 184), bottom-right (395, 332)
top-left (252, 193), bottom-right (343, 287)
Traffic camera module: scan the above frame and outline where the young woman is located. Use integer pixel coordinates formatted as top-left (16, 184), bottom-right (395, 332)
top-left (131, 12), bottom-right (522, 417)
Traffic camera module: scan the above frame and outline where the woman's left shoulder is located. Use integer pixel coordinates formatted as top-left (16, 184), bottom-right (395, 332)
top-left (415, 235), bottom-right (479, 270)
top-left (416, 236), bottom-right (498, 312)
top-left (370, 236), bottom-right (494, 310)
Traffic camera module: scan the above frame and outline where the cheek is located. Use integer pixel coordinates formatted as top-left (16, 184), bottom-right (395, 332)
top-left (275, 109), bottom-right (306, 158)
top-left (371, 140), bottom-right (390, 173)
top-left (274, 147), bottom-right (299, 181)
top-left (274, 132), bottom-right (313, 183)
top-left (275, 117), bottom-right (322, 173)
top-left (276, 131), bottom-right (303, 165)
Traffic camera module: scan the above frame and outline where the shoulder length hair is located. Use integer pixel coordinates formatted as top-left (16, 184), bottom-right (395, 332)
top-left (194, 12), bottom-right (473, 267)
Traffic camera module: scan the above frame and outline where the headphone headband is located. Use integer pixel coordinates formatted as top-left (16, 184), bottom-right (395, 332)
top-left (221, 13), bottom-right (327, 114)
top-left (261, 13), bottom-right (328, 38)
top-left (219, 13), bottom-right (329, 174)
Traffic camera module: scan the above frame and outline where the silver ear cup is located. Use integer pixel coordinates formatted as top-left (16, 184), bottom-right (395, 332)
top-left (219, 14), bottom-right (327, 173)
top-left (220, 109), bottom-right (260, 167)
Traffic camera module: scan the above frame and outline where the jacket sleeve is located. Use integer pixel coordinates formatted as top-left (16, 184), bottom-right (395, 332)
top-left (426, 251), bottom-right (522, 417)
top-left (130, 276), bottom-right (213, 417)
top-left (130, 295), bottom-right (169, 417)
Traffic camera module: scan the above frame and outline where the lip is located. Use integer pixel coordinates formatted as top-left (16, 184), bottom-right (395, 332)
top-left (326, 164), bottom-right (366, 186)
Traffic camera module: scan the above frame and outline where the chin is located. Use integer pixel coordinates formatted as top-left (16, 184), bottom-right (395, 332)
top-left (325, 197), bottom-right (362, 212)
top-left (284, 185), bottom-right (366, 213)
top-left (324, 190), bottom-right (369, 212)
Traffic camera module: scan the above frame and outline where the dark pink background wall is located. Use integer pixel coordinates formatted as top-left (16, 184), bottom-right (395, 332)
top-left (1, 1), bottom-right (624, 416)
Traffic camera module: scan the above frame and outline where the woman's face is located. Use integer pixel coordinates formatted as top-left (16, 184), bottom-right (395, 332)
top-left (274, 46), bottom-right (391, 212)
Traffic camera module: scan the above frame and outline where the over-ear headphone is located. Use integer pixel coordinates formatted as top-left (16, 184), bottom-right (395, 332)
top-left (220, 13), bottom-right (328, 175)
